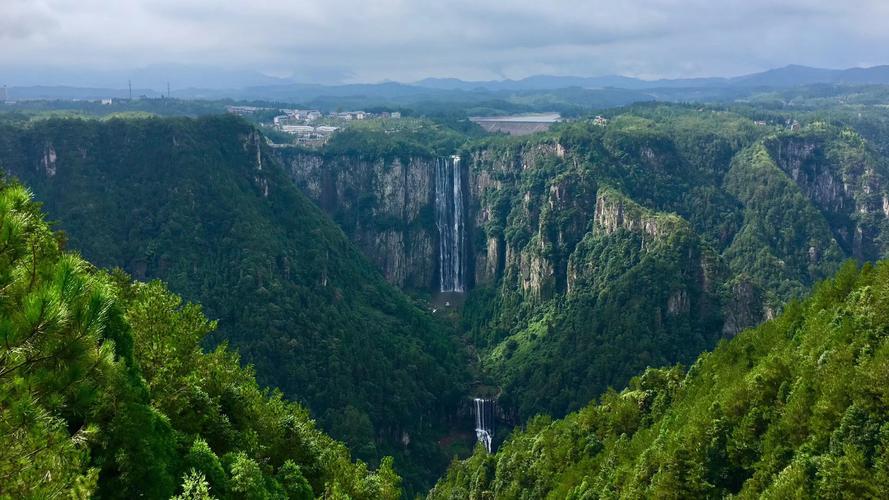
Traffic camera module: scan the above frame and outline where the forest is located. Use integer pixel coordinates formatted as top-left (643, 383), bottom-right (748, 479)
top-left (0, 115), bottom-right (469, 492)
top-left (1, 96), bottom-right (889, 498)
top-left (0, 182), bottom-right (400, 498)
top-left (430, 260), bottom-right (889, 498)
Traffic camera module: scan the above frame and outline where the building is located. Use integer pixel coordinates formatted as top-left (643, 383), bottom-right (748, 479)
top-left (101, 98), bottom-right (113, 105)
top-left (226, 105), bottom-right (264, 116)
top-left (281, 125), bottom-right (315, 135)
top-left (0, 85), bottom-right (7, 102)
top-left (390, 112), bottom-right (401, 119)
top-left (593, 115), bottom-right (608, 126)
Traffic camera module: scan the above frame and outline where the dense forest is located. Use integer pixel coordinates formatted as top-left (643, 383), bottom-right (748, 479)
top-left (430, 260), bottom-right (889, 498)
top-left (0, 115), bottom-right (469, 491)
top-left (0, 182), bottom-right (401, 498)
top-left (279, 104), bottom-right (889, 427)
top-left (3, 99), bottom-right (889, 498)
top-left (460, 107), bottom-right (889, 422)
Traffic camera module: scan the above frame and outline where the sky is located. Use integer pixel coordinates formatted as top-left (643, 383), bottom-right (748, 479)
top-left (2, 0), bottom-right (889, 87)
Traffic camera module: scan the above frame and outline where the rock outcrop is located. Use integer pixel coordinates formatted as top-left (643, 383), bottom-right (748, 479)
top-left (767, 130), bottom-right (889, 259)
top-left (280, 150), bottom-right (439, 290)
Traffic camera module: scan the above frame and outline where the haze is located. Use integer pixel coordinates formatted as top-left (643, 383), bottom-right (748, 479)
top-left (2, 0), bottom-right (889, 87)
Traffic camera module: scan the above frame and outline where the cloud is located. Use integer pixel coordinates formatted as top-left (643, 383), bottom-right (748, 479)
top-left (0, 0), bottom-right (58, 40)
top-left (1, 0), bottom-right (887, 84)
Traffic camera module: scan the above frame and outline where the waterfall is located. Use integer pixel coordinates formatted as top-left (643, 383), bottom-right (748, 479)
top-left (435, 155), bottom-right (465, 292)
top-left (473, 398), bottom-right (494, 453)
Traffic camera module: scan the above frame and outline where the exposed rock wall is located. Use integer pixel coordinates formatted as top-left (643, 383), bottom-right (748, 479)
top-left (767, 132), bottom-right (889, 259)
top-left (280, 151), bottom-right (438, 290)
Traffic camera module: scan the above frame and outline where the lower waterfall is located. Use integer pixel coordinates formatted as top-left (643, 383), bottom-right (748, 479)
top-left (435, 155), bottom-right (465, 292)
top-left (473, 398), bottom-right (495, 453)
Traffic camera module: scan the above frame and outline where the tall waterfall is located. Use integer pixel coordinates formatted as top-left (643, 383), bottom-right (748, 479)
top-left (473, 398), bottom-right (494, 453)
top-left (435, 155), bottom-right (465, 292)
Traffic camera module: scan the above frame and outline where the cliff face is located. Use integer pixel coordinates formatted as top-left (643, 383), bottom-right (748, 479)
top-left (281, 151), bottom-right (438, 290)
top-left (467, 141), bottom-right (582, 297)
top-left (273, 118), bottom-right (889, 422)
top-left (765, 129), bottom-right (889, 260)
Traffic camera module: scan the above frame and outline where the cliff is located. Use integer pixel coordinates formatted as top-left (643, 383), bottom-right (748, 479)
top-left (765, 127), bottom-right (889, 260)
top-left (280, 150), bottom-right (439, 290)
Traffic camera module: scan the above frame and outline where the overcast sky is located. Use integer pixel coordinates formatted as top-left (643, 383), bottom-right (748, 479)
top-left (2, 0), bottom-right (889, 86)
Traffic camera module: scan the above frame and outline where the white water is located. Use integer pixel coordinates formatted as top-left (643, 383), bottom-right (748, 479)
top-left (474, 398), bottom-right (494, 453)
top-left (435, 155), bottom-right (465, 292)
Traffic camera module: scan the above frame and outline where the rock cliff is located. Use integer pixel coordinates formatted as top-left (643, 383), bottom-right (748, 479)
top-left (280, 150), bottom-right (438, 290)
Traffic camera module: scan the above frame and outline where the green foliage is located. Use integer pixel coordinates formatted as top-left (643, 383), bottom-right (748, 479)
top-left (173, 471), bottom-right (217, 500)
top-left (0, 115), bottom-right (468, 491)
top-left (462, 106), bottom-right (889, 422)
top-left (0, 183), bottom-right (401, 498)
top-left (431, 260), bottom-right (889, 498)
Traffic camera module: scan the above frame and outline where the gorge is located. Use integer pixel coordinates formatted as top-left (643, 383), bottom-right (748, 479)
top-left (4, 102), bottom-right (889, 496)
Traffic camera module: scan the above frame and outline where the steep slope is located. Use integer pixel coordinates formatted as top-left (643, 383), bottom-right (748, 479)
top-left (0, 115), bottom-right (468, 488)
top-left (479, 187), bottom-right (723, 419)
top-left (0, 183), bottom-right (400, 499)
top-left (282, 106), bottom-right (889, 426)
top-left (430, 260), bottom-right (889, 498)
top-left (470, 111), bottom-right (889, 417)
top-left (279, 122), bottom-right (470, 291)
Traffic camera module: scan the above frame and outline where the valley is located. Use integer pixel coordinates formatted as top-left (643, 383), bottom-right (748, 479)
top-left (2, 95), bottom-right (889, 497)
top-left (6, 1), bottom-right (889, 497)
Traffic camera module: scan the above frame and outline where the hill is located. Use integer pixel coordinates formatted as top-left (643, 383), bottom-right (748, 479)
top-left (0, 182), bottom-right (401, 498)
top-left (430, 259), bottom-right (889, 498)
top-left (283, 105), bottom-right (889, 426)
top-left (0, 115), bottom-right (468, 490)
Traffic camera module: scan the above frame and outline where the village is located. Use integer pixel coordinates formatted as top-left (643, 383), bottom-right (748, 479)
top-left (226, 105), bottom-right (402, 146)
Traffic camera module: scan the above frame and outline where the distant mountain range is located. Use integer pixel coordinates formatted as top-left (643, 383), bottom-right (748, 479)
top-left (414, 64), bottom-right (889, 91)
top-left (3, 64), bottom-right (889, 103)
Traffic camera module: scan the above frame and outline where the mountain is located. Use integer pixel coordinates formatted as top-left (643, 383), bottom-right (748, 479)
top-left (8, 64), bottom-right (889, 105)
top-left (733, 64), bottom-right (889, 87)
top-left (0, 115), bottom-right (469, 490)
top-left (0, 182), bottom-right (401, 498)
top-left (414, 65), bottom-right (889, 92)
top-left (282, 104), bottom-right (889, 427)
top-left (4, 85), bottom-right (162, 101)
top-left (0, 64), bottom-right (294, 92)
top-left (429, 260), bottom-right (889, 498)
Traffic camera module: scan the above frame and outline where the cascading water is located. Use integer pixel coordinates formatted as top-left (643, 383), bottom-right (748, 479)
top-left (473, 398), bottom-right (494, 453)
top-left (435, 155), bottom-right (465, 292)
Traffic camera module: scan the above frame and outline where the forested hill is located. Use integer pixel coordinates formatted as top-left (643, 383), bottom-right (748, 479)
top-left (430, 260), bottom-right (889, 498)
top-left (0, 183), bottom-right (401, 498)
top-left (0, 115), bottom-right (468, 489)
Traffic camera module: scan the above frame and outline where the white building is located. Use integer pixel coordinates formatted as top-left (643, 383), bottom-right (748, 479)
top-left (0, 86), bottom-right (7, 102)
top-left (390, 111), bottom-right (401, 119)
top-left (281, 125), bottom-right (316, 135)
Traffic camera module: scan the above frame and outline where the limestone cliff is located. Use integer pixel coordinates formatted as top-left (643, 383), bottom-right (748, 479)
top-left (766, 128), bottom-right (889, 260)
top-left (279, 150), bottom-right (438, 290)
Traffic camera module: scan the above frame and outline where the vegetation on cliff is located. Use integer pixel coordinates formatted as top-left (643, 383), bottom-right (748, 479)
top-left (461, 105), bottom-right (889, 421)
top-left (430, 260), bottom-right (889, 498)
